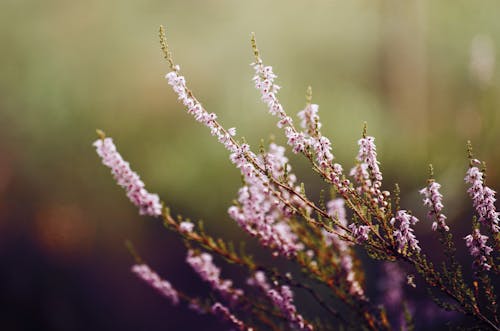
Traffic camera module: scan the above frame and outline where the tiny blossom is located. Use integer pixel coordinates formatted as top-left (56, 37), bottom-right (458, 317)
top-left (350, 136), bottom-right (387, 207)
top-left (349, 223), bottom-right (371, 243)
top-left (253, 59), bottom-right (316, 159)
top-left (165, 69), bottom-right (239, 154)
top-left (186, 250), bottom-right (243, 305)
top-left (297, 103), bottom-right (334, 170)
top-left (420, 180), bottom-right (449, 231)
top-left (313, 136), bottom-right (334, 170)
top-left (211, 302), bottom-right (252, 331)
top-left (179, 221), bottom-right (194, 233)
top-left (248, 269), bottom-right (314, 329)
top-left (322, 199), bottom-right (365, 298)
top-left (247, 271), bottom-right (271, 292)
top-left (323, 198), bottom-right (349, 249)
top-left (297, 103), bottom-right (321, 135)
top-left (268, 285), bottom-right (314, 331)
top-left (131, 264), bottom-right (179, 305)
top-left (253, 52), bottom-right (345, 192)
top-left (464, 229), bottom-right (493, 271)
top-left (228, 143), bottom-right (304, 257)
top-left (390, 210), bottom-right (421, 253)
top-left (156, 75), bottom-right (269, 211)
top-left (349, 162), bottom-right (370, 195)
top-left (94, 137), bottom-right (162, 216)
top-left (464, 164), bottom-right (500, 233)
top-left (329, 163), bottom-right (350, 194)
top-left (326, 198), bottom-right (348, 227)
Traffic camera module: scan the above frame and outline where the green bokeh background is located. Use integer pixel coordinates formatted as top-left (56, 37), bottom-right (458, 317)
top-left (1, 1), bottom-right (499, 330)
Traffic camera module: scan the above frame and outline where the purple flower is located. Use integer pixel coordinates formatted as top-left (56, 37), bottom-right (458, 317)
top-left (390, 210), bottom-right (421, 253)
top-left (297, 103), bottom-right (321, 135)
top-left (228, 143), bottom-right (304, 257)
top-left (465, 164), bottom-right (500, 233)
top-left (349, 223), bottom-right (371, 243)
top-left (131, 264), bottom-right (179, 305)
top-left (179, 221), bottom-right (194, 233)
top-left (350, 136), bottom-right (387, 207)
top-left (268, 285), bottom-right (314, 331)
top-left (165, 69), bottom-right (240, 154)
top-left (322, 200), bottom-right (365, 298)
top-left (94, 137), bottom-right (162, 217)
top-left (186, 250), bottom-right (243, 305)
top-left (419, 180), bottom-right (449, 231)
top-left (464, 229), bottom-right (493, 271)
top-left (247, 271), bottom-right (272, 292)
top-left (211, 302), bottom-right (252, 331)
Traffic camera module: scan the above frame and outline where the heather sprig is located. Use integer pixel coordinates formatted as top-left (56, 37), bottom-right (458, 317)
top-left (464, 151), bottom-right (500, 234)
top-left (132, 264), bottom-right (180, 305)
top-left (92, 27), bottom-right (500, 330)
top-left (420, 165), bottom-right (449, 232)
top-left (94, 132), bottom-right (162, 217)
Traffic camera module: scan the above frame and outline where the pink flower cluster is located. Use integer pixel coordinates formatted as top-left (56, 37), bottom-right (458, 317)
top-left (211, 302), bottom-right (252, 331)
top-left (297, 103), bottom-right (321, 136)
top-left (297, 103), bottom-right (334, 170)
top-left (351, 136), bottom-right (387, 207)
top-left (348, 224), bottom-right (371, 243)
top-left (464, 163), bottom-right (500, 233)
top-left (186, 250), bottom-right (244, 305)
top-left (420, 180), bottom-right (449, 231)
top-left (251, 50), bottom-right (354, 201)
top-left (166, 65), bottom-right (304, 258)
top-left (247, 271), bottom-right (313, 331)
top-left (94, 138), bottom-right (162, 216)
top-left (252, 61), bottom-right (291, 129)
top-left (390, 210), bottom-right (421, 253)
top-left (248, 271), bottom-right (313, 330)
top-left (179, 221), bottom-right (194, 233)
top-left (464, 229), bottom-right (493, 271)
top-left (253, 58), bottom-right (337, 175)
top-left (165, 68), bottom-right (239, 154)
top-left (228, 143), bottom-right (304, 257)
top-left (323, 199), bottom-right (365, 299)
top-left (131, 264), bottom-right (179, 305)
top-left (246, 271), bottom-right (271, 292)
top-left (252, 59), bottom-right (312, 157)
top-left (268, 285), bottom-right (314, 331)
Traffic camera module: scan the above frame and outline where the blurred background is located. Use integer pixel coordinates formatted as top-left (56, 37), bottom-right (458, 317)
top-left (1, 0), bottom-right (499, 330)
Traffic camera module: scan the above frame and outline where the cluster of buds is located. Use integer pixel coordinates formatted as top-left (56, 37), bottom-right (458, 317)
top-left (420, 176), bottom-right (449, 232)
top-left (186, 250), bottom-right (244, 305)
top-left (390, 210), bottom-right (421, 253)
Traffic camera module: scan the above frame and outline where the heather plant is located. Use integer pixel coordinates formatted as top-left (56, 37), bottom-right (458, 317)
top-left (93, 26), bottom-right (499, 330)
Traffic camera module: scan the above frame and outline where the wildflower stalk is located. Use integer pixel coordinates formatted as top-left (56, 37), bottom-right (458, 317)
top-left (93, 27), bottom-right (500, 330)
top-left (247, 33), bottom-right (498, 329)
